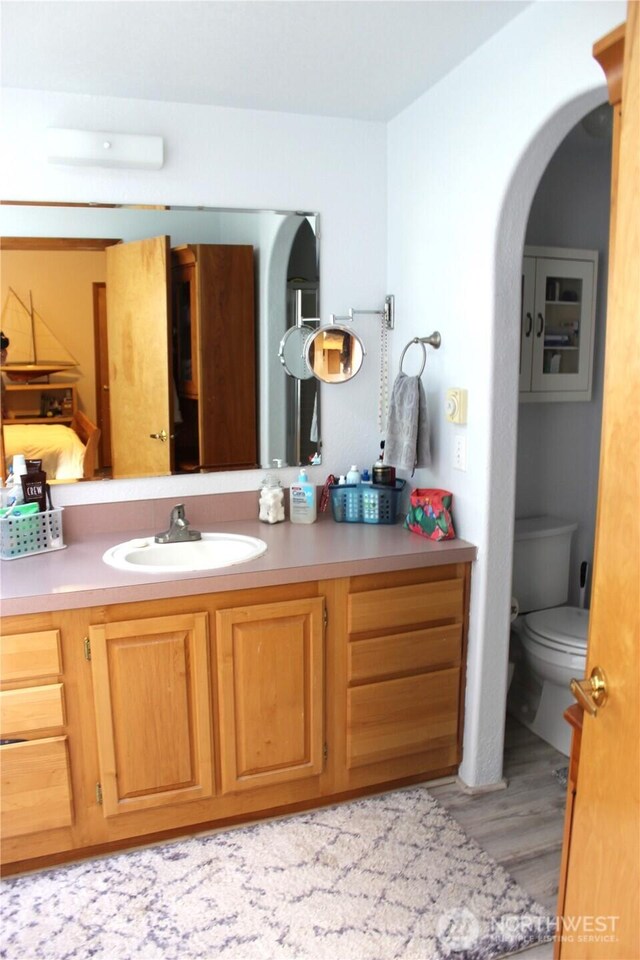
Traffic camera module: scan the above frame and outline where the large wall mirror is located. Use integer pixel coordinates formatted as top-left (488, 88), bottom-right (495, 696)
top-left (0, 202), bottom-right (321, 482)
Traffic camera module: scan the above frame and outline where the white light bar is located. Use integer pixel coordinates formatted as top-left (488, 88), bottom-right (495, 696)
top-left (47, 128), bottom-right (164, 170)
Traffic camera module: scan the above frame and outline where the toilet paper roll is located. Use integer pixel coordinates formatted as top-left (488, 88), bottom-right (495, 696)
top-left (510, 597), bottom-right (519, 622)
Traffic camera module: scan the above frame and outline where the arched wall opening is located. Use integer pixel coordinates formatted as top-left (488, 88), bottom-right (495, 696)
top-left (459, 85), bottom-right (609, 787)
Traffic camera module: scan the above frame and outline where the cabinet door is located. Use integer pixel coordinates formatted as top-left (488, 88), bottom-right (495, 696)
top-left (531, 257), bottom-right (596, 396)
top-left (520, 256), bottom-right (536, 392)
top-left (216, 598), bottom-right (324, 793)
top-left (89, 612), bottom-right (213, 817)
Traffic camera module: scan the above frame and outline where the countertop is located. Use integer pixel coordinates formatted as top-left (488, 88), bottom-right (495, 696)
top-left (0, 514), bottom-right (477, 617)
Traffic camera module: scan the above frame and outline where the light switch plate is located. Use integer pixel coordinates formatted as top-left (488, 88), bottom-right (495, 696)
top-left (446, 388), bottom-right (468, 424)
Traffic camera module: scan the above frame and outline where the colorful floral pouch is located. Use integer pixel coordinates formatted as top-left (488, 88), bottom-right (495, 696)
top-left (404, 488), bottom-right (456, 541)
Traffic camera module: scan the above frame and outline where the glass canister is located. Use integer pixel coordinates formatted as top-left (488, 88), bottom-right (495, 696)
top-left (259, 474), bottom-right (285, 524)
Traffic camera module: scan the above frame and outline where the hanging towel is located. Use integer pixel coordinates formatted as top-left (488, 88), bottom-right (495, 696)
top-left (384, 372), bottom-right (431, 473)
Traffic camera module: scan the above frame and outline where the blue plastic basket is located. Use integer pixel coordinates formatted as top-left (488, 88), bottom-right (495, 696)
top-left (329, 480), bottom-right (405, 524)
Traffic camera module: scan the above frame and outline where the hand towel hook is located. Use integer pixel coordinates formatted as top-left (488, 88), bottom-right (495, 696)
top-left (399, 332), bottom-right (441, 377)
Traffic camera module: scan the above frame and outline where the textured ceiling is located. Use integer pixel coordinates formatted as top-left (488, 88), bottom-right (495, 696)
top-left (0, 1), bottom-right (532, 121)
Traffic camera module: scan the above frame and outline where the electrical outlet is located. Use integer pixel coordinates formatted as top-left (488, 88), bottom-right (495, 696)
top-left (453, 434), bottom-right (467, 471)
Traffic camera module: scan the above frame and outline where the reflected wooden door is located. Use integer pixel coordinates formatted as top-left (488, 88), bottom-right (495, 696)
top-left (92, 282), bottom-right (111, 469)
top-left (558, 10), bottom-right (639, 958)
top-left (105, 236), bottom-right (173, 477)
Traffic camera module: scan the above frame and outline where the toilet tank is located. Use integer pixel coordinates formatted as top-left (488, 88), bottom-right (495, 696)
top-left (512, 516), bottom-right (578, 613)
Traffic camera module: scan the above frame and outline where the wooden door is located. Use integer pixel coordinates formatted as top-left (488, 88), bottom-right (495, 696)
top-left (196, 244), bottom-right (257, 469)
top-left (92, 282), bottom-right (111, 469)
top-left (89, 612), bottom-right (213, 817)
top-left (558, 11), bottom-right (639, 958)
top-left (216, 598), bottom-right (324, 793)
top-left (105, 236), bottom-right (173, 477)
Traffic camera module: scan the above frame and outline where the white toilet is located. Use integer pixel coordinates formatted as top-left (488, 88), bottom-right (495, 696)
top-left (508, 516), bottom-right (588, 757)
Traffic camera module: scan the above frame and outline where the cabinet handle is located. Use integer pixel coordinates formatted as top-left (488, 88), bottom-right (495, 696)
top-left (536, 313), bottom-right (544, 337)
top-left (525, 312), bottom-right (533, 337)
top-left (149, 429), bottom-right (174, 442)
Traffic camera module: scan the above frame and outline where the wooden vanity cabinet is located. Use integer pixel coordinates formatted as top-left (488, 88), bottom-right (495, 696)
top-left (340, 564), bottom-right (469, 790)
top-left (0, 627), bottom-right (74, 848)
top-left (0, 563), bottom-right (470, 874)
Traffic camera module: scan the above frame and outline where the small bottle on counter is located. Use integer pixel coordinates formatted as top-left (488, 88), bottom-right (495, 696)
top-left (290, 469), bottom-right (317, 524)
top-left (346, 465), bottom-right (361, 485)
top-left (259, 472), bottom-right (285, 524)
top-left (9, 454), bottom-right (27, 505)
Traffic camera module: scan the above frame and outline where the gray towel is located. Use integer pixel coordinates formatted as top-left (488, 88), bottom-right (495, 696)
top-left (384, 372), bottom-right (431, 473)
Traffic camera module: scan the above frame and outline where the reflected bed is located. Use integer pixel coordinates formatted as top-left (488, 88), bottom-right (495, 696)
top-left (3, 411), bottom-right (100, 480)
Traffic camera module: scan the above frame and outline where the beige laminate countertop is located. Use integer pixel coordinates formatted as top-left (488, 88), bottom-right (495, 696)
top-left (0, 514), bottom-right (477, 617)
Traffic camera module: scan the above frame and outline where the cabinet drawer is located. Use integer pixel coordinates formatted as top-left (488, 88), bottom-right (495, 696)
top-left (348, 579), bottom-right (464, 635)
top-left (0, 683), bottom-right (65, 737)
top-left (0, 737), bottom-right (73, 838)
top-left (347, 668), bottom-right (460, 768)
top-left (348, 624), bottom-right (462, 684)
top-left (1, 630), bottom-right (61, 683)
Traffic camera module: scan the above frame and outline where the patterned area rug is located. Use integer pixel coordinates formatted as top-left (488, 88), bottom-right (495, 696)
top-left (1, 787), bottom-right (554, 960)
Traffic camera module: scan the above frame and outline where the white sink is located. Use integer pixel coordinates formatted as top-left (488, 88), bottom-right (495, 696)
top-left (103, 532), bottom-right (268, 574)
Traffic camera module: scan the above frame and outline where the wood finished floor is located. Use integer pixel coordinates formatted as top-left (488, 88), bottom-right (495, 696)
top-left (430, 716), bottom-right (568, 960)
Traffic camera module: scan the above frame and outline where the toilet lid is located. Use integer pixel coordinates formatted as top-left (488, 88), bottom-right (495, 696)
top-left (524, 606), bottom-right (588, 651)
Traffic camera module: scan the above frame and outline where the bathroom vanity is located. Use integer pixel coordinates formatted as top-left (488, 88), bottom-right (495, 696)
top-left (0, 504), bottom-right (475, 875)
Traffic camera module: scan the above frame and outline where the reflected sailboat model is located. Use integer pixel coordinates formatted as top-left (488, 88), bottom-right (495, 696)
top-left (0, 287), bottom-right (79, 382)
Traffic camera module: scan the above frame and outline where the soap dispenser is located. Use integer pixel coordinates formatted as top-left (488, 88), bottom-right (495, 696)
top-left (290, 469), bottom-right (317, 524)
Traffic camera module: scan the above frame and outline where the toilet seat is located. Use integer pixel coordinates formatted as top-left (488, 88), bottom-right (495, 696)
top-left (523, 605), bottom-right (588, 653)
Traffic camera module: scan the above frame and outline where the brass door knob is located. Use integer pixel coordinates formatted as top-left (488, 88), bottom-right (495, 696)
top-left (570, 666), bottom-right (608, 716)
top-left (149, 429), bottom-right (174, 442)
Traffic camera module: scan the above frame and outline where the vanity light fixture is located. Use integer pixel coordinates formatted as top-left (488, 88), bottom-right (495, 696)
top-left (46, 128), bottom-right (164, 170)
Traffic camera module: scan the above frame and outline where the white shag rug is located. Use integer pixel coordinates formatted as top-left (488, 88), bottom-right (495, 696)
top-left (0, 786), bottom-right (554, 960)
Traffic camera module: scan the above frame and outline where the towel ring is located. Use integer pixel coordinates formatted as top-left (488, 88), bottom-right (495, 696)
top-left (399, 332), bottom-right (441, 377)
top-left (400, 339), bottom-right (427, 377)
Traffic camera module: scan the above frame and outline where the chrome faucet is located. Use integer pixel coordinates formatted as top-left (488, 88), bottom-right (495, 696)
top-left (154, 504), bottom-right (202, 544)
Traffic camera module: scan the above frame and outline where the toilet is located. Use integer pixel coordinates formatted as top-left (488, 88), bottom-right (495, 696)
top-left (507, 516), bottom-right (588, 757)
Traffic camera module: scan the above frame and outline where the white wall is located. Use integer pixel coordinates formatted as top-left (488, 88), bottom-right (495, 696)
top-left (388, 0), bottom-right (624, 786)
top-left (518, 120), bottom-right (613, 606)
top-left (0, 89), bottom-right (387, 501)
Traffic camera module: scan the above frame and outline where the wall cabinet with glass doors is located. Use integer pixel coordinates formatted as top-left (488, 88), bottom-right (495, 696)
top-left (520, 246), bottom-right (598, 402)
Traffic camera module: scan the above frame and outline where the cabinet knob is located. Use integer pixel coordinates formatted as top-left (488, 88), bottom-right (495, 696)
top-left (149, 429), bottom-right (174, 442)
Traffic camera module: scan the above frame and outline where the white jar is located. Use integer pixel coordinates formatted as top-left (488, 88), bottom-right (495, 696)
top-left (259, 475), bottom-right (285, 524)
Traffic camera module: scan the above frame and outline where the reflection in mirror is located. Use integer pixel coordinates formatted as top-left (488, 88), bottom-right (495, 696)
top-left (0, 203), bottom-right (321, 482)
top-left (279, 326), bottom-right (315, 379)
top-left (306, 325), bottom-right (365, 383)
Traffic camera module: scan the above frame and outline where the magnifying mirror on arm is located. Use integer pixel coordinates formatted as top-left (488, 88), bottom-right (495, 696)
top-left (304, 320), bottom-right (366, 384)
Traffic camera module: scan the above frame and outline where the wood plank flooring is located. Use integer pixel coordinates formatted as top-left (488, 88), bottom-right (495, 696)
top-left (430, 716), bottom-right (568, 959)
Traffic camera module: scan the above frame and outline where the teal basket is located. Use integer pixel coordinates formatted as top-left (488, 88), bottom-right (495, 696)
top-left (329, 480), bottom-right (405, 524)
